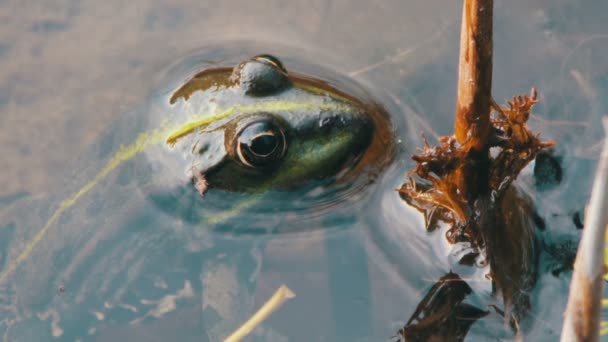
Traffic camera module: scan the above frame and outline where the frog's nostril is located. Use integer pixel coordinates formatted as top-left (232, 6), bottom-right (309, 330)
top-left (197, 144), bottom-right (209, 155)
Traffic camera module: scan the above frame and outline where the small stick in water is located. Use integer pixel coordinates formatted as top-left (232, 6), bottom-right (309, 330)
top-left (224, 284), bottom-right (296, 342)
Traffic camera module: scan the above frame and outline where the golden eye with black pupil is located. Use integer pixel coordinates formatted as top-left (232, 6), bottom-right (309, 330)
top-left (235, 120), bottom-right (287, 168)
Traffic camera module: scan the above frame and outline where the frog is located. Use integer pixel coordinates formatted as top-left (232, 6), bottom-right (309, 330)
top-left (144, 54), bottom-right (389, 199)
top-left (0, 51), bottom-right (394, 341)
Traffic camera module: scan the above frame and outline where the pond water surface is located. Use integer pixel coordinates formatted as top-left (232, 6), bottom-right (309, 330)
top-left (1, 1), bottom-right (607, 341)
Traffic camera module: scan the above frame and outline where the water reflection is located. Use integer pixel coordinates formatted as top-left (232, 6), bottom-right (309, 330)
top-left (0, 1), bottom-right (606, 341)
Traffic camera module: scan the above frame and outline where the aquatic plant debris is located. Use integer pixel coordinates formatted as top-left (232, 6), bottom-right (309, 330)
top-left (224, 284), bottom-right (295, 342)
top-left (400, 88), bottom-right (554, 246)
top-left (397, 0), bottom-right (556, 338)
top-left (562, 117), bottom-right (608, 341)
top-left (395, 272), bottom-right (488, 341)
top-left (398, 89), bottom-right (554, 333)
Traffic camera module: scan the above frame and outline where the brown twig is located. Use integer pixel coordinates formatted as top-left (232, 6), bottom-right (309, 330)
top-left (453, 0), bottom-right (493, 202)
top-left (454, 0), bottom-right (493, 151)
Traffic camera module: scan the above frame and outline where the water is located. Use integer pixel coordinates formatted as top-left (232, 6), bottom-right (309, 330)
top-left (0, 1), bottom-right (607, 341)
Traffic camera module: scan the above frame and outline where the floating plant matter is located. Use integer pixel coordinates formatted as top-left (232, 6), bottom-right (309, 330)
top-left (396, 0), bottom-right (558, 339)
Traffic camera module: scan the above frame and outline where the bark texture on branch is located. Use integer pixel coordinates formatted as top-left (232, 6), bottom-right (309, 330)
top-left (454, 0), bottom-right (493, 152)
top-left (453, 0), bottom-right (494, 203)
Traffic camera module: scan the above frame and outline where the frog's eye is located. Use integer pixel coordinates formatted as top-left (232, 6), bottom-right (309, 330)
top-left (234, 119), bottom-right (287, 168)
top-left (252, 54), bottom-right (287, 74)
top-left (231, 54), bottom-right (291, 97)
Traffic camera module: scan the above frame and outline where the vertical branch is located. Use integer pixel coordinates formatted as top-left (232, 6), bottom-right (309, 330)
top-left (561, 117), bottom-right (608, 342)
top-left (453, 0), bottom-right (494, 202)
top-left (454, 0), bottom-right (493, 151)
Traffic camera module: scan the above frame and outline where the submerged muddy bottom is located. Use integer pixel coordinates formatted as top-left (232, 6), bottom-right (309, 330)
top-left (0, 1), bottom-right (607, 341)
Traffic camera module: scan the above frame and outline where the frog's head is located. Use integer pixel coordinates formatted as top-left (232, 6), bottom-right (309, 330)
top-left (157, 54), bottom-right (391, 194)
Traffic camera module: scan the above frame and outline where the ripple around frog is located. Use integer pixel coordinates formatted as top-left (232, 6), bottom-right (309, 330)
top-left (133, 43), bottom-right (397, 237)
top-left (0, 42), bottom-right (399, 340)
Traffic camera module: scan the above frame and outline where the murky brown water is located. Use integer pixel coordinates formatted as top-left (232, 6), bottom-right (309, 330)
top-left (1, 1), bottom-right (607, 341)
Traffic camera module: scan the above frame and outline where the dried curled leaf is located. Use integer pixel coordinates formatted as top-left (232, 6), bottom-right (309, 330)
top-left (400, 88), bottom-right (554, 247)
top-left (398, 89), bottom-right (553, 335)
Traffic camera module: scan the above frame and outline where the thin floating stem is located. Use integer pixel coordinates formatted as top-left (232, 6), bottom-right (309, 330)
top-left (224, 284), bottom-right (296, 342)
